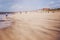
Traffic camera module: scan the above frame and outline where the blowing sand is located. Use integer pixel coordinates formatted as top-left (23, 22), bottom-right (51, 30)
top-left (0, 11), bottom-right (60, 40)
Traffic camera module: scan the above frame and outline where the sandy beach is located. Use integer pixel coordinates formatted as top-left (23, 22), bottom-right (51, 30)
top-left (0, 11), bottom-right (60, 40)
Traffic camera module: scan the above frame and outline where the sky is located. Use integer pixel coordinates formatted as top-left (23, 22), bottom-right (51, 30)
top-left (0, 0), bottom-right (60, 12)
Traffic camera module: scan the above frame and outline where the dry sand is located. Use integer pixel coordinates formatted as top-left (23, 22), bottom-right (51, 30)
top-left (0, 11), bottom-right (60, 40)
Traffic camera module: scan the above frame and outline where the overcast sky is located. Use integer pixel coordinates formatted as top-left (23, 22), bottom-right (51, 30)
top-left (0, 0), bottom-right (60, 12)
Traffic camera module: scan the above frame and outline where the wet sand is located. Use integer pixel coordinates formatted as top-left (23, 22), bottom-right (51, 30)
top-left (0, 11), bottom-right (60, 40)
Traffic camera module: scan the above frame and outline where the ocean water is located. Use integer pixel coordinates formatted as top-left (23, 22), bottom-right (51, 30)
top-left (0, 14), bottom-right (13, 20)
top-left (0, 14), bottom-right (13, 29)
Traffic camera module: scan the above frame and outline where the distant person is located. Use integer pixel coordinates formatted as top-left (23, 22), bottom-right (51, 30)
top-left (6, 13), bottom-right (8, 19)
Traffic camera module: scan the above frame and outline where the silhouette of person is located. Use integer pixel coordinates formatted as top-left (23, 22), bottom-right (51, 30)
top-left (6, 13), bottom-right (8, 19)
